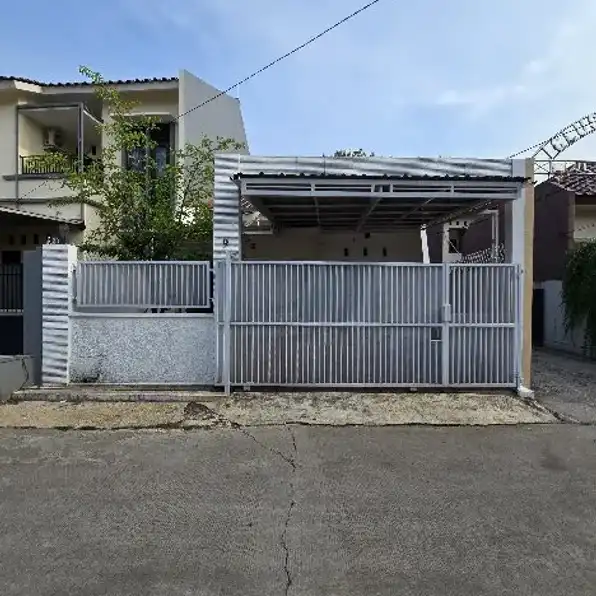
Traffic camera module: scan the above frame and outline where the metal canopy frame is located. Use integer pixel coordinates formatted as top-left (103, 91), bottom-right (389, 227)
top-left (235, 175), bottom-right (524, 232)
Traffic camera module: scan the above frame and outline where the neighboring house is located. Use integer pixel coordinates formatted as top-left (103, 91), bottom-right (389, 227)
top-left (0, 70), bottom-right (248, 264)
top-left (532, 162), bottom-right (596, 355)
top-left (438, 160), bottom-right (596, 355)
top-left (427, 161), bottom-right (596, 270)
top-left (533, 162), bottom-right (596, 282)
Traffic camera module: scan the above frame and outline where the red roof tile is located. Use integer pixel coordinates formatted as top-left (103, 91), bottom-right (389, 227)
top-left (549, 162), bottom-right (596, 195)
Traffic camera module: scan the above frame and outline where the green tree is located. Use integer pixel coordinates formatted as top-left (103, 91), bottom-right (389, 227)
top-left (58, 66), bottom-right (243, 260)
top-left (562, 239), bottom-right (596, 358)
top-left (333, 148), bottom-right (375, 158)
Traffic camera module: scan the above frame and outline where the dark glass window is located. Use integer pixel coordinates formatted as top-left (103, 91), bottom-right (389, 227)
top-left (125, 122), bottom-right (171, 177)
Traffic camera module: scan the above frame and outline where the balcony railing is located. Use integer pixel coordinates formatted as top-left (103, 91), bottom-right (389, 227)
top-left (20, 154), bottom-right (78, 176)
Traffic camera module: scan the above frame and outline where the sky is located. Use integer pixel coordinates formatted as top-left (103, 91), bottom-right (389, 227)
top-left (3, 0), bottom-right (596, 159)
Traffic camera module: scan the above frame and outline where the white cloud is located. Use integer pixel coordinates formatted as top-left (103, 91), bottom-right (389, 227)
top-left (121, 0), bottom-right (596, 158)
top-left (431, 0), bottom-right (596, 155)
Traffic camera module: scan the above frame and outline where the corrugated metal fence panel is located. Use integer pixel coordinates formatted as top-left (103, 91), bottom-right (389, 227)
top-left (75, 261), bottom-right (211, 309)
top-left (216, 261), bottom-right (520, 389)
top-left (213, 154), bottom-right (518, 259)
top-left (41, 244), bottom-right (75, 385)
top-left (214, 154), bottom-right (243, 261)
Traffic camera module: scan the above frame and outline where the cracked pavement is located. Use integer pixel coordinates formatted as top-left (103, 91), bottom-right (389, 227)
top-left (2, 424), bottom-right (596, 595)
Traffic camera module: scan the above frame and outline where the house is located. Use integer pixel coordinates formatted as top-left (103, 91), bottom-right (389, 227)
top-left (533, 162), bottom-right (596, 282)
top-left (532, 162), bottom-right (596, 354)
top-left (212, 154), bottom-right (535, 391)
top-left (0, 70), bottom-right (248, 356)
top-left (28, 155), bottom-right (534, 390)
top-left (0, 70), bottom-right (248, 262)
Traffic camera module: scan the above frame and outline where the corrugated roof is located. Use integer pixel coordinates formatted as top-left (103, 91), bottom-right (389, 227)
top-left (0, 205), bottom-right (83, 225)
top-left (234, 173), bottom-right (528, 182)
top-left (549, 161), bottom-right (596, 195)
top-left (0, 75), bottom-right (178, 88)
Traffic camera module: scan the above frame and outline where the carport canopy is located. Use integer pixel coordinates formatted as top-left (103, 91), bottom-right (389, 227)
top-left (0, 205), bottom-right (83, 227)
top-left (235, 173), bottom-right (526, 232)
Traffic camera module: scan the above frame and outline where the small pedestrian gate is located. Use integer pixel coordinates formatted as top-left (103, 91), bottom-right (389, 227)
top-left (215, 260), bottom-right (521, 391)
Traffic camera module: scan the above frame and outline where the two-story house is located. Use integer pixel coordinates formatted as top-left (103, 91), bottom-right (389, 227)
top-left (0, 70), bottom-right (248, 266)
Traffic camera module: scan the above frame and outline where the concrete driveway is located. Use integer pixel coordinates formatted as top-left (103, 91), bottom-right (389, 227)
top-left (1, 425), bottom-right (596, 595)
top-left (533, 349), bottom-right (596, 422)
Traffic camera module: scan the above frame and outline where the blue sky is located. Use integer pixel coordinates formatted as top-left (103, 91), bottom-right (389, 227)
top-left (3, 0), bottom-right (596, 159)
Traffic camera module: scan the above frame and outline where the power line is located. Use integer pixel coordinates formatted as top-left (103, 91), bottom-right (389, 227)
top-left (175, 0), bottom-right (385, 122)
top-left (508, 139), bottom-right (548, 158)
top-left (17, 0), bottom-right (385, 201)
top-left (423, 141), bottom-right (552, 238)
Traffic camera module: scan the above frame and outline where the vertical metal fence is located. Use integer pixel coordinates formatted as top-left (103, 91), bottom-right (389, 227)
top-left (74, 261), bottom-right (212, 310)
top-left (216, 260), bottom-right (520, 390)
top-left (448, 264), bottom-right (519, 386)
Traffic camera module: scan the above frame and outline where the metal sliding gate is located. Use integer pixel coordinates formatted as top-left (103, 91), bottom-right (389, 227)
top-left (215, 260), bottom-right (521, 391)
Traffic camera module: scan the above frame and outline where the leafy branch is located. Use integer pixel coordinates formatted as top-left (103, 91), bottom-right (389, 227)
top-left (56, 66), bottom-right (243, 260)
top-left (562, 239), bottom-right (596, 358)
top-left (333, 148), bottom-right (375, 157)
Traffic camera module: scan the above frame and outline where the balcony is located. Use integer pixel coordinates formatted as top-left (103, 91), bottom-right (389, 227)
top-left (0, 102), bottom-right (103, 201)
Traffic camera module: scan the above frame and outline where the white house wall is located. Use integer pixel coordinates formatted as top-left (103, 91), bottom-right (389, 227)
top-left (574, 205), bottom-right (596, 241)
top-left (244, 228), bottom-right (422, 262)
top-left (213, 154), bottom-right (518, 260)
top-left (539, 280), bottom-right (587, 355)
top-left (0, 98), bottom-right (17, 200)
top-left (178, 70), bottom-right (248, 151)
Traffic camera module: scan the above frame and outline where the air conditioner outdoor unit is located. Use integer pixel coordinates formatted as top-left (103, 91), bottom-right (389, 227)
top-left (43, 127), bottom-right (64, 150)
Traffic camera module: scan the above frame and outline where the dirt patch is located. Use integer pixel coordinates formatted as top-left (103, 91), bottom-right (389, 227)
top-left (0, 402), bottom-right (186, 430)
top-left (213, 392), bottom-right (555, 426)
top-left (0, 391), bottom-right (555, 430)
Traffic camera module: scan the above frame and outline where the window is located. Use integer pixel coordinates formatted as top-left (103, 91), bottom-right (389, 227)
top-left (125, 122), bottom-right (172, 177)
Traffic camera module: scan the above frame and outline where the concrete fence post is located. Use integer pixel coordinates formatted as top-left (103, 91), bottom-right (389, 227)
top-left (41, 244), bottom-right (78, 386)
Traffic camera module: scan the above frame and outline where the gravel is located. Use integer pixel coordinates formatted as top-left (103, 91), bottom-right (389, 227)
top-left (532, 350), bottom-right (596, 422)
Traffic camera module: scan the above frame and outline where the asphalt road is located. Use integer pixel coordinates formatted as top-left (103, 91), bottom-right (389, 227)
top-left (533, 349), bottom-right (596, 423)
top-left (1, 425), bottom-right (596, 595)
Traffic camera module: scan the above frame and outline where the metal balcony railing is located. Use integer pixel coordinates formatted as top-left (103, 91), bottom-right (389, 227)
top-left (20, 154), bottom-right (78, 176)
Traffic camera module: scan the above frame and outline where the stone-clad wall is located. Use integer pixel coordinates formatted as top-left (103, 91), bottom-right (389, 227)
top-left (70, 314), bottom-right (216, 385)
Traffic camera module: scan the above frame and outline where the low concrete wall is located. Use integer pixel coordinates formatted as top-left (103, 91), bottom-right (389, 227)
top-left (70, 314), bottom-right (216, 385)
top-left (0, 356), bottom-right (34, 401)
top-left (540, 280), bottom-right (589, 356)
